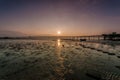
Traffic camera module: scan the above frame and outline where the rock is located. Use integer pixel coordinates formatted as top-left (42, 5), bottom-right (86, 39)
top-left (117, 56), bottom-right (120, 58)
top-left (115, 66), bottom-right (120, 70)
top-left (96, 49), bottom-right (102, 52)
top-left (62, 45), bottom-right (65, 47)
top-left (107, 53), bottom-right (115, 55)
top-left (4, 52), bottom-right (10, 57)
top-left (90, 47), bottom-right (96, 50)
top-left (86, 70), bottom-right (101, 80)
top-left (102, 51), bottom-right (109, 54)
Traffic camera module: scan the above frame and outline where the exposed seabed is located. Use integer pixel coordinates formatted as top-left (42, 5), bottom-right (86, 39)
top-left (0, 39), bottom-right (120, 80)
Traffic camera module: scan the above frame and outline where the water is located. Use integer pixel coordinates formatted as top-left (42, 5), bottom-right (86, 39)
top-left (0, 39), bottom-right (120, 80)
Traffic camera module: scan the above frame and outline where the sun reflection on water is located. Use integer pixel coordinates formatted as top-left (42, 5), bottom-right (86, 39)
top-left (54, 39), bottom-right (66, 79)
top-left (57, 39), bottom-right (61, 47)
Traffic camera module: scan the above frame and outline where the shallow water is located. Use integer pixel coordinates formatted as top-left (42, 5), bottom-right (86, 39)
top-left (0, 39), bottom-right (120, 80)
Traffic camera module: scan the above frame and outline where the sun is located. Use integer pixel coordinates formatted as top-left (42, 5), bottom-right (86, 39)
top-left (57, 31), bottom-right (61, 35)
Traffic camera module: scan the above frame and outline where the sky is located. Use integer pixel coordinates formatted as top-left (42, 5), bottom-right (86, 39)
top-left (0, 0), bottom-right (120, 36)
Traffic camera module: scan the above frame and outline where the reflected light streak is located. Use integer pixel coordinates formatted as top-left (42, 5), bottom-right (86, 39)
top-left (55, 38), bottom-right (65, 79)
top-left (57, 39), bottom-right (61, 47)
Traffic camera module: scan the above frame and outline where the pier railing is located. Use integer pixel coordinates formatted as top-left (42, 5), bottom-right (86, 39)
top-left (62, 35), bottom-right (104, 41)
top-left (63, 32), bottom-right (120, 41)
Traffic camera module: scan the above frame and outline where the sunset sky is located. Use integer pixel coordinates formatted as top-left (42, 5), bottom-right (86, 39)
top-left (0, 0), bottom-right (120, 36)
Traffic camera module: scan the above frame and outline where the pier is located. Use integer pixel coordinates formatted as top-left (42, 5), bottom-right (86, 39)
top-left (63, 32), bottom-right (120, 41)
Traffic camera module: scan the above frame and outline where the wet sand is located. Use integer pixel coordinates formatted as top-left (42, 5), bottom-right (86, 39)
top-left (0, 39), bottom-right (120, 80)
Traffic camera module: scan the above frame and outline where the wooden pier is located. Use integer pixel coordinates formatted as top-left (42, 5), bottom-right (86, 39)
top-left (63, 35), bottom-right (103, 41)
top-left (63, 32), bottom-right (120, 41)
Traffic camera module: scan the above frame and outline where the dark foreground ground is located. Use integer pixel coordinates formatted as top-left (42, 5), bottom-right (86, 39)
top-left (0, 39), bottom-right (120, 80)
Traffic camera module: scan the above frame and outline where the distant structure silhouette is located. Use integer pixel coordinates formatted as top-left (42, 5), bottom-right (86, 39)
top-left (102, 32), bottom-right (120, 41)
top-left (62, 32), bottom-right (120, 41)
